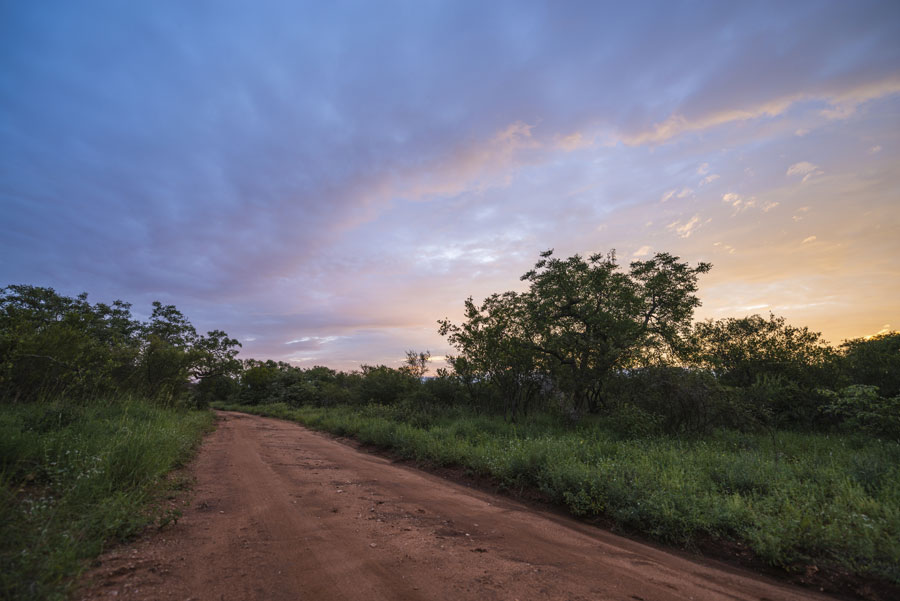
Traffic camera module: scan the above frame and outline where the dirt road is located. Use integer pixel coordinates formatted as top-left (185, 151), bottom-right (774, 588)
top-left (79, 411), bottom-right (834, 601)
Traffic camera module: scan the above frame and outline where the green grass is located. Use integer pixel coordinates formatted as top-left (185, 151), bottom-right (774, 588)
top-left (0, 399), bottom-right (214, 601)
top-left (215, 401), bottom-right (900, 583)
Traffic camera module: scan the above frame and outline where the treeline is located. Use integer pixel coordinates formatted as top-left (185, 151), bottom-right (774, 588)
top-left (0, 284), bottom-right (241, 406)
top-left (219, 250), bottom-right (898, 438)
top-left (1, 285), bottom-right (221, 600)
top-left (3, 247), bottom-right (898, 438)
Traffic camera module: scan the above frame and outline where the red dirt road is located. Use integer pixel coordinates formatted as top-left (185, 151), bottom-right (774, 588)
top-left (79, 411), bottom-right (835, 601)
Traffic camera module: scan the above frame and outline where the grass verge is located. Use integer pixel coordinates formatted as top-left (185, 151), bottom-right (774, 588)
top-left (0, 399), bottom-right (214, 601)
top-left (214, 401), bottom-right (900, 590)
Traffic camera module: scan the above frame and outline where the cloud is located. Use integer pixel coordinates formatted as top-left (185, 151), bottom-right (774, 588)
top-left (786, 162), bottom-right (818, 176)
top-left (620, 77), bottom-right (900, 146)
top-left (720, 193), bottom-right (776, 215)
top-left (662, 187), bottom-right (693, 202)
top-left (869, 145), bottom-right (882, 154)
top-left (722, 193), bottom-right (741, 205)
top-left (869, 324), bottom-right (893, 338)
top-left (819, 78), bottom-right (900, 119)
top-left (667, 214), bottom-right (703, 238)
top-left (621, 96), bottom-right (797, 145)
top-left (722, 192), bottom-right (756, 212)
top-left (633, 245), bottom-right (652, 257)
top-left (802, 235), bottom-right (817, 244)
top-left (2, 0), bottom-right (899, 368)
top-left (786, 161), bottom-right (824, 183)
top-left (556, 131), bottom-right (593, 151)
top-left (285, 336), bottom-right (341, 346)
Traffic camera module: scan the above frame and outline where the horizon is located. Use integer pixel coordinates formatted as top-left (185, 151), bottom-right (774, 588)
top-left (2, 1), bottom-right (898, 372)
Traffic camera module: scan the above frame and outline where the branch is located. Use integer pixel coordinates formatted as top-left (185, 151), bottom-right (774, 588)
top-left (528, 343), bottom-right (575, 366)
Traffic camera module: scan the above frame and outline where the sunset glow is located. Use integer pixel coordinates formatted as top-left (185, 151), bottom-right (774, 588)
top-left (2, 1), bottom-right (898, 371)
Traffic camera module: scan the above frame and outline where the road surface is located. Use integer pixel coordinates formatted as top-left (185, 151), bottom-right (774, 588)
top-left (79, 410), bottom-right (835, 601)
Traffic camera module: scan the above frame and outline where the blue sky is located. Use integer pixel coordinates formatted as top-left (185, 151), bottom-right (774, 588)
top-left (2, 1), bottom-right (898, 370)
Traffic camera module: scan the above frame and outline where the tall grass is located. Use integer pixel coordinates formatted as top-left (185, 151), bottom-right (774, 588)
top-left (0, 399), bottom-right (214, 601)
top-left (215, 401), bottom-right (900, 583)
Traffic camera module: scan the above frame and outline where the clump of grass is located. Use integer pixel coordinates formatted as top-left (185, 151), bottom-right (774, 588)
top-left (215, 400), bottom-right (900, 584)
top-left (0, 399), bottom-right (213, 601)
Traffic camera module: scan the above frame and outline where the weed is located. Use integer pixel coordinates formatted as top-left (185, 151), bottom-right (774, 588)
top-left (0, 398), bottom-right (213, 601)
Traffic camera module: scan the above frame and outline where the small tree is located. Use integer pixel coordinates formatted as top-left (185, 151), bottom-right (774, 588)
top-left (440, 291), bottom-right (544, 419)
top-left (401, 350), bottom-right (431, 379)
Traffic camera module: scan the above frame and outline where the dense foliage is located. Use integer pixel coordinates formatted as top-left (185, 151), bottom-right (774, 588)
top-left (0, 286), bottom-right (229, 599)
top-left (439, 250), bottom-right (711, 418)
top-left (1, 400), bottom-right (213, 601)
top-left (0, 285), bottom-right (241, 406)
top-left (209, 250), bottom-right (899, 439)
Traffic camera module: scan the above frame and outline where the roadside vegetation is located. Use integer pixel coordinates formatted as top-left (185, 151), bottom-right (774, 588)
top-left (214, 400), bottom-right (899, 584)
top-left (212, 250), bottom-right (900, 587)
top-left (0, 285), bottom-right (230, 600)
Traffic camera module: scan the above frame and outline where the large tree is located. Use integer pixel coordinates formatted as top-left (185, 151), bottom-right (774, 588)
top-left (440, 249), bottom-right (711, 415)
top-left (521, 250), bottom-right (710, 413)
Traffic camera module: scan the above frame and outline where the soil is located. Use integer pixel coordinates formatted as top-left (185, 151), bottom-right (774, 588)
top-left (78, 411), bottom-right (857, 601)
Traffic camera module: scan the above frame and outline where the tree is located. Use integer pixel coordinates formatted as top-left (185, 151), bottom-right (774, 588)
top-left (690, 313), bottom-right (833, 388)
top-left (0, 285), bottom-right (143, 401)
top-left (192, 330), bottom-right (242, 380)
top-left (0, 285), bottom-right (240, 405)
top-left (401, 350), bottom-right (431, 379)
top-left (357, 364), bottom-right (417, 404)
top-left (440, 249), bottom-right (711, 416)
top-left (191, 330), bottom-right (242, 407)
top-left (689, 313), bottom-right (837, 425)
top-left (139, 302), bottom-right (199, 402)
top-left (520, 250), bottom-right (710, 413)
top-left (440, 291), bottom-right (544, 419)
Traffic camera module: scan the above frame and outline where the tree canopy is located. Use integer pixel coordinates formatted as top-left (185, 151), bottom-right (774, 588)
top-left (440, 250), bottom-right (711, 417)
top-left (0, 285), bottom-right (240, 405)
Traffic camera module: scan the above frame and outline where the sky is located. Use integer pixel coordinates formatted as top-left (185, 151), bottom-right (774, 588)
top-left (2, 0), bottom-right (898, 372)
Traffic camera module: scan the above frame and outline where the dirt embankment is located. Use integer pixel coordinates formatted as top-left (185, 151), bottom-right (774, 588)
top-left (79, 411), bottom-right (840, 601)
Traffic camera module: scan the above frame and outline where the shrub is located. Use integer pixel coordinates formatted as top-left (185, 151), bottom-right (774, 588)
top-left (821, 385), bottom-right (900, 439)
top-left (356, 365), bottom-right (417, 404)
top-left (606, 367), bottom-right (747, 434)
top-left (604, 403), bottom-right (664, 438)
top-left (838, 332), bottom-right (900, 397)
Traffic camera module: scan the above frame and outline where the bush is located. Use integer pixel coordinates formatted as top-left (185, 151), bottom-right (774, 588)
top-left (838, 332), bottom-right (900, 397)
top-left (737, 373), bottom-right (831, 429)
top-left (423, 374), bottom-right (466, 407)
top-left (604, 403), bottom-right (664, 438)
top-left (606, 367), bottom-right (749, 434)
top-left (356, 365), bottom-right (416, 405)
top-left (821, 385), bottom-right (900, 439)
